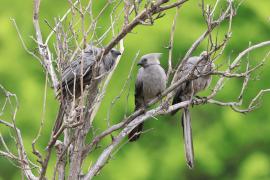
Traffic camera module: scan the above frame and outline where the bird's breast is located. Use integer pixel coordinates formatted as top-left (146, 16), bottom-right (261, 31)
top-left (142, 66), bottom-right (166, 102)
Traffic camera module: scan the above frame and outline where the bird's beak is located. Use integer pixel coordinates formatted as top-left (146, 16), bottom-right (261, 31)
top-left (137, 61), bottom-right (143, 66)
top-left (115, 50), bottom-right (121, 56)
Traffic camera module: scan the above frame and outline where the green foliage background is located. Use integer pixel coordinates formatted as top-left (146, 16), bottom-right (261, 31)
top-left (0, 0), bottom-right (270, 179)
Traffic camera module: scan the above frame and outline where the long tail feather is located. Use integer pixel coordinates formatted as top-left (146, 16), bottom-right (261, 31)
top-left (53, 101), bottom-right (66, 136)
top-left (182, 108), bottom-right (194, 168)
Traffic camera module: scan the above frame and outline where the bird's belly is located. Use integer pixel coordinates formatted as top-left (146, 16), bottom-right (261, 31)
top-left (143, 86), bottom-right (159, 101)
top-left (193, 76), bottom-right (211, 93)
top-left (143, 78), bottom-right (165, 103)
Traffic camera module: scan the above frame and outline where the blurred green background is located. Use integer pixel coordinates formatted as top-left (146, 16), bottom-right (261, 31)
top-left (0, 0), bottom-right (270, 179)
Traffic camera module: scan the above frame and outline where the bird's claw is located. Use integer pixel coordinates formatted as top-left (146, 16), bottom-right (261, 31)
top-left (200, 96), bottom-right (208, 104)
top-left (161, 101), bottom-right (170, 111)
top-left (192, 96), bottom-right (208, 106)
top-left (141, 106), bottom-right (147, 114)
top-left (191, 99), bottom-right (197, 107)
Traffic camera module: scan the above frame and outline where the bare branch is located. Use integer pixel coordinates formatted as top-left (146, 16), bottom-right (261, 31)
top-left (166, 7), bottom-right (179, 81)
top-left (83, 101), bottom-right (191, 179)
top-left (32, 73), bottom-right (48, 165)
top-left (172, 0), bottom-right (234, 84)
top-left (33, 0), bottom-right (59, 93)
top-left (0, 85), bottom-right (38, 180)
top-left (210, 41), bottom-right (270, 99)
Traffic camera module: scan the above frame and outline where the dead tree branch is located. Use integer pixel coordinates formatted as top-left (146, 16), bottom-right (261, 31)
top-left (1, 0), bottom-right (270, 179)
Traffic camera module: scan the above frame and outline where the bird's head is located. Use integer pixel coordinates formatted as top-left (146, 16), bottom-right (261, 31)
top-left (138, 53), bottom-right (162, 67)
top-left (102, 48), bottom-right (121, 71)
top-left (84, 45), bottom-right (100, 56)
top-left (200, 51), bottom-right (210, 60)
top-left (84, 45), bottom-right (121, 61)
top-left (109, 48), bottom-right (121, 58)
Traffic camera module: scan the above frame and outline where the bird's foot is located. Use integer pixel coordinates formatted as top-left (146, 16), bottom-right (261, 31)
top-left (142, 107), bottom-right (147, 114)
top-left (161, 101), bottom-right (170, 111)
top-left (157, 93), bottom-right (163, 99)
top-left (157, 93), bottom-right (168, 110)
top-left (138, 105), bottom-right (147, 114)
top-left (192, 96), bottom-right (208, 105)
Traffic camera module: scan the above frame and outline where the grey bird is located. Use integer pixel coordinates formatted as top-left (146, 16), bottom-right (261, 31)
top-left (172, 51), bottom-right (213, 168)
top-left (128, 53), bottom-right (167, 141)
top-left (54, 45), bottom-right (121, 135)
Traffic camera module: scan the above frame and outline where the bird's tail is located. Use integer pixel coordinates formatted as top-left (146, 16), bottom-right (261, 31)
top-left (53, 101), bottom-right (66, 136)
top-left (128, 122), bottom-right (144, 142)
top-left (182, 108), bottom-right (194, 168)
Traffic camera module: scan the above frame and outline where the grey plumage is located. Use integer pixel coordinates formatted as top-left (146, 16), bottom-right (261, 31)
top-left (129, 53), bottom-right (167, 141)
top-left (172, 51), bottom-right (213, 168)
top-left (58, 45), bottom-right (120, 98)
top-left (53, 45), bottom-right (121, 135)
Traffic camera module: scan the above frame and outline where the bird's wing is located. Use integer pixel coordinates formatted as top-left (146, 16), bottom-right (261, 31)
top-left (172, 60), bottom-right (193, 102)
top-left (135, 68), bottom-right (144, 110)
top-left (61, 59), bottom-right (80, 85)
top-left (171, 57), bottom-right (196, 112)
top-left (60, 53), bottom-right (96, 89)
top-left (129, 68), bottom-right (144, 142)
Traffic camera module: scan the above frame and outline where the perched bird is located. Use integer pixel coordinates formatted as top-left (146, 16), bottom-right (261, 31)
top-left (128, 53), bottom-right (167, 141)
top-left (53, 45), bottom-right (121, 135)
top-left (172, 51), bottom-right (213, 168)
top-left (58, 45), bottom-right (121, 98)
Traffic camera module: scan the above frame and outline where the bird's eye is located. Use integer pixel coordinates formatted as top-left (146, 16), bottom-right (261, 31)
top-left (86, 50), bottom-right (93, 54)
top-left (142, 58), bottom-right (147, 63)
